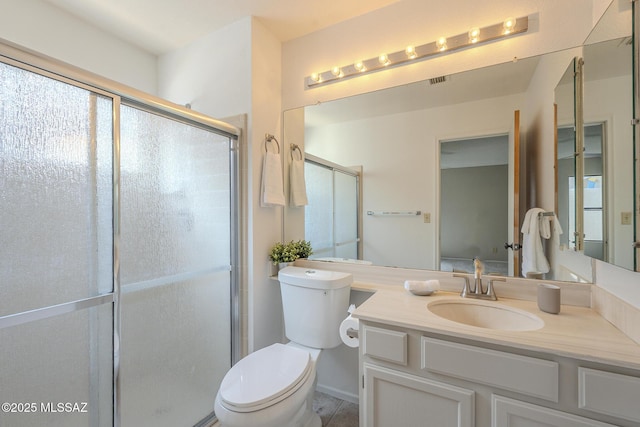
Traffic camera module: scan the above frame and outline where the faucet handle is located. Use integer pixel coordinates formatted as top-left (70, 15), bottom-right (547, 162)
top-left (453, 273), bottom-right (471, 297)
top-left (485, 277), bottom-right (506, 301)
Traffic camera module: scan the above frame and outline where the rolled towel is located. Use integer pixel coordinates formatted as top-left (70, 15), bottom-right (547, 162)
top-left (404, 279), bottom-right (440, 296)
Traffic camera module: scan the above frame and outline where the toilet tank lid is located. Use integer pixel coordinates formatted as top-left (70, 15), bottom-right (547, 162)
top-left (278, 266), bottom-right (352, 290)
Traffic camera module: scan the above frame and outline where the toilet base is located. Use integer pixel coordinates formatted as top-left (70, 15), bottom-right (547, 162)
top-left (289, 398), bottom-right (321, 427)
top-left (295, 384), bottom-right (321, 427)
top-left (215, 391), bottom-right (320, 427)
top-left (306, 412), bottom-right (322, 427)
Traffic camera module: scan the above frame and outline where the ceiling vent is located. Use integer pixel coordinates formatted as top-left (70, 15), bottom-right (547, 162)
top-left (429, 76), bottom-right (448, 85)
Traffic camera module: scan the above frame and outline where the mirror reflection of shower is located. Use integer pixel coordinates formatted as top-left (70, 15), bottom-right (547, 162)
top-left (560, 123), bottom-right (606, 261)
top-left (304, 155), bottom-right (363, 262)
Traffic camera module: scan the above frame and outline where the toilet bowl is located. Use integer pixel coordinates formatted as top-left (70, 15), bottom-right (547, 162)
top-left (214, 342), bottom-right (321, 427)
top-left (214, 266), bottom-right (352, 427)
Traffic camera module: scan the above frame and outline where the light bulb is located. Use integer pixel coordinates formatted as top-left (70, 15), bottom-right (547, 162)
top-left (354, 60), bottom-right (366, 72)
top-left (503, 17), bottom-right (516, 34)
top-left (378, 53), bottom-right (390, 66)
top-left (436, 37), bottom-right (447, 52)
top-left (331, 66), bottom-right (343, 78)
top-left (405, 46), bottom-right (417, 59)
top-left (468, 27), bottom-right (480, 43)
top-left (310, 73), bottom-right (320, 83)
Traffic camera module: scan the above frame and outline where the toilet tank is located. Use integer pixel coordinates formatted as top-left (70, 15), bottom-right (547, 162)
top-left (278, 266), bottom-right (352, 349)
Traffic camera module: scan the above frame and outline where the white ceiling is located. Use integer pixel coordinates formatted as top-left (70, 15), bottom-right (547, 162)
top-left (43, 0), bottom-right (401, 55)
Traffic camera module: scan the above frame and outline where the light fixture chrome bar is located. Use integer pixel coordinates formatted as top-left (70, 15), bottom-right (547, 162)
top-left (0, 294), bottom-right (115, 330)
top-left (306, 16), bottom-right (529, 88)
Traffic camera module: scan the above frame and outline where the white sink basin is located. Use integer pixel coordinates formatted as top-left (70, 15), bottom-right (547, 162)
top-left (427, 299), bottom-right (544, 331)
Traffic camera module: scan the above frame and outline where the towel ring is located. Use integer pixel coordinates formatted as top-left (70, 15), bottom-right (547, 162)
top-left (264, 133), bottom-right (280, 153)
top-left (290, 143), bottom-right (303, 161)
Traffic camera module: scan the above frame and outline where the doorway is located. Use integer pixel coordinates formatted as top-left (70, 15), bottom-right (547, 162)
top-left (439, 134), bottom-right (510, 275)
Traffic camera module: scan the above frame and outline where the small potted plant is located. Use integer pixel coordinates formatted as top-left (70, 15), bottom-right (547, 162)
top-left (269, 239), bottom-right (313, 270)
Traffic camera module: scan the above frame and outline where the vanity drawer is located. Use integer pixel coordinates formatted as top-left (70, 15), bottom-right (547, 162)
top-left (362, 325), bottom-right (407, 365)
top-left (421, 337), bottom-right (559, 402)
top-left (578, 367), bottom-right (640, 423)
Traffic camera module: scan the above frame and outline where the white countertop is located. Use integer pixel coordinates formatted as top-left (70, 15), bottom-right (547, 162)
top-left (351, 283), bottom-right (640, 371)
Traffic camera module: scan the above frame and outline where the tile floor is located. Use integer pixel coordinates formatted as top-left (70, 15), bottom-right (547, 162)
top-left (313, 391), bottom-right (359, 427)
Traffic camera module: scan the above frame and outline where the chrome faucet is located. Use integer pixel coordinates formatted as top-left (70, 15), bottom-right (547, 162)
top-left (452, 258), bottom-right (505, 301)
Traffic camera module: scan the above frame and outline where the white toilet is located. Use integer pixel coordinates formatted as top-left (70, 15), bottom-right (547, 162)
top-left (214, 266), bottom-right (353, 427)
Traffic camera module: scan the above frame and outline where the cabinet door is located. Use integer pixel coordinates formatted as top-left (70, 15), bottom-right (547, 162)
top-left (492, 395), bottom-right (618, 427)
top-left (363, 363), bottom-right (474, 427)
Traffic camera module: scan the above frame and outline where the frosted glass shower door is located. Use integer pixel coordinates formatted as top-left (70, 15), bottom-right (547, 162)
top-left (305, 162), bottom-right (334, 257)
top-left (119, 105), bottom-right (232, 427)
top-left (305, 160), bottom-right (360, 260)
top-left (334, 171), bottom-right (358, 259)
top-left (0, 61), bottom-right (114, 427)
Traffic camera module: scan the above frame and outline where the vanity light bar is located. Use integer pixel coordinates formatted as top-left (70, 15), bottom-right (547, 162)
top-left (306, 16), bottom-right (529, 89)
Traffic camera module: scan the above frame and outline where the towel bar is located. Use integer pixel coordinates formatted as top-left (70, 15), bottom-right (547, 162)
top-left (264, 133), bottom-right (280, 153)
top-left (290, 143), bottom-right (303, 160)
top-left (367, 210), bottom-right (421, 216)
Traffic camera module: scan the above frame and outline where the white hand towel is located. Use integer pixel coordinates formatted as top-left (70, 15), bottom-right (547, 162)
top-left (404, 280), bottom-right (440, 296)
top-left (520, 208), bottom-right (549, 276)
top-left (551, 215), bottom-right (563, 240)
top-left (289, 157), bottom-right (308, 207)
top-left (261, 151), bottom-right (285, 207)
top-left (539, 212), bottom-right (563, 240)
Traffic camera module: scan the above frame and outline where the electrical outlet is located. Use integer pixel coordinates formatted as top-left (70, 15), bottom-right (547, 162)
top-left (423, 212), bottom-right (431, 223)
top-left (621, 211), bottom-right (632, 225)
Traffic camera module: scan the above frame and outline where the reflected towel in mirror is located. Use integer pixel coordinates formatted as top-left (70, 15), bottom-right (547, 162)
top-left (521, 208), bottom-right (558, 277)
top-left (290, 157), bottom-right (308, 206)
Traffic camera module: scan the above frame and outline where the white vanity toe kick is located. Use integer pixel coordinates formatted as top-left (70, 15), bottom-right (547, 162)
top-left (352, 290), bottom-right (640, 370)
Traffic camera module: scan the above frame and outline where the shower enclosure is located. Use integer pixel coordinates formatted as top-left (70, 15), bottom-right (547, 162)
top-left (0, 44), bottom-right (240, 427)
top-left (304, 155), bottom-right (361, 260)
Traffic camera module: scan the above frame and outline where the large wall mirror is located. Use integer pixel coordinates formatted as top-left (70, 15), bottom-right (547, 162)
top-left (283, 0), bottom-right (634, 283)
top-left (555, 1), bottom-right (634, 274)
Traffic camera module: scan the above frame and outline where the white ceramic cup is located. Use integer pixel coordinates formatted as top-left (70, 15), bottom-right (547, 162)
top-left (537, 283), bottom-right (561, 314)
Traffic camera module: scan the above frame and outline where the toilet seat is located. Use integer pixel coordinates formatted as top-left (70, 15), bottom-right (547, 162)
top-left (219, 343), bottom-right (312, 413)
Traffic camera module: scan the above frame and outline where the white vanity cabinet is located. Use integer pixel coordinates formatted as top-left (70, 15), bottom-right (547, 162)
top-left (363, 363), bottom-right (474, 427)
top-left (492, 395), bottom-right (619, 427)
top-left (360, 323), bottom-right (475, 427)
top-left (359, 321), bottom-right (640, 427)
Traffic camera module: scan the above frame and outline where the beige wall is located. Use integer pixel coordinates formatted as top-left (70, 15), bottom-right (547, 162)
top-left (0, 0), bottom-right (157, 94)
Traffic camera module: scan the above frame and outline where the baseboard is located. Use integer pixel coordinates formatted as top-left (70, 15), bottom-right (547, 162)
top-left (316, 383), bottom-right (359, 405)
